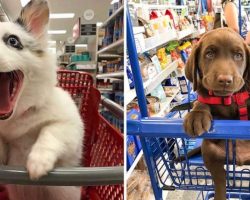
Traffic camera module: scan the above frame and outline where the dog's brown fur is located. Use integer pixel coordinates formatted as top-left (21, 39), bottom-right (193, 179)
top-left (184, 28), bottom-right (250, 200)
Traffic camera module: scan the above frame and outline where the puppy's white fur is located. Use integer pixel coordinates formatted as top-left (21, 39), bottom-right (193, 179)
top-left (0, 1), bottom-right (83, 199)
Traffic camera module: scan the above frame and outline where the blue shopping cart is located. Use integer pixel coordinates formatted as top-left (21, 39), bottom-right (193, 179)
top-left (126, 1), bottom-right (250, 199)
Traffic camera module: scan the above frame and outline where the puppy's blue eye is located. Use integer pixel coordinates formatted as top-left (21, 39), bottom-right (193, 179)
top-left (234, 52), bottom-right (243, 61)
top-left (205, 51), bottom-right (214, 59)
top-left (6, 35), bottom-right (23, 50)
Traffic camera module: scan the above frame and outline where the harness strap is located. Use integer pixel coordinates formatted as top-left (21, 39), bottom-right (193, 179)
top-left (197, 95), bottom-right (232, 105)
top-left (232, 91), bottom-right (249, 120)
top-left (197, 91), bottom-right (249, 120)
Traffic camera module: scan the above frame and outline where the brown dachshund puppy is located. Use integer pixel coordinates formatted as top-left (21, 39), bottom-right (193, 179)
top-left (184, 28), bottom-right (250, 200)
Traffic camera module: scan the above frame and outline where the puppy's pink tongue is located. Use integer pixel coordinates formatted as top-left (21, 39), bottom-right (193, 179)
top-left (0, 73), bottom-right (11, 114)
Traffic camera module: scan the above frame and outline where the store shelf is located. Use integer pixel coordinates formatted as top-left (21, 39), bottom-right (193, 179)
top-left (98, 88), bottom-right (122, 93)
top-left (98, 54), bottom-right (123, 59)
top-left (96, 71), bottom-right (124, 79)
top-left (138, 29), bottom-right (177, 53)
top-left (101, 5), bottom-right (124, 28)
top-left (177, 28), bottom-right (195, 40)
top-left (127, 150), bottom-right (143, 179)
top-left (152, 87), bottom-right (180, 117)
top-left (198, 27), bottom-right (206, 35)
top-left (97, 38), bottom-right (124, 55)
top-left (71, 61), bottom-right (95, 64)
top-left (126, 60), bottom-right (179, 105)
top-left (138, 27), bottom-right (196, 54)
top-left (126, 89), bottom-right (137, 105)
top-left (98, 88), bottom-right (113, 92)
top-left (59, 62), bottom-right (69, 65)
top-left (133, 26), bottom-right (145, 34)
top-left (213, 5), bottom-right (250, 11)
top-left (69, 61), bottom-right (96, 70)
top-left (143, 60), bottom-right (179, 95)
top-left (129, 2), bottom-right (187, 10)
top-left (191, 27), bottom-right (206, 38)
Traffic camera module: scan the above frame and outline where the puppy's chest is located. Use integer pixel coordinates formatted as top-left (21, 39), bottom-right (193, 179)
top-left (210, 101), bottom-right (250, 119)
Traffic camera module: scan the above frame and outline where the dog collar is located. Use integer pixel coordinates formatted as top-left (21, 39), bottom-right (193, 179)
top-left (197, 91), bottom-right (250, 120)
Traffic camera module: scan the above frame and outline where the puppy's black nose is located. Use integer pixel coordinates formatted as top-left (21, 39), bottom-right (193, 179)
top-left (217, 75), bottom-right (233, 86)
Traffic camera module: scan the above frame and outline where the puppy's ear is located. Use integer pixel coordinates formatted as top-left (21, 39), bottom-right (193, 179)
top-left (16, 0), bottom-right (49, 40)
top-left (185, 43), bottom-right (201, 91)
top-left (243, 44), bottom-right (250, 82)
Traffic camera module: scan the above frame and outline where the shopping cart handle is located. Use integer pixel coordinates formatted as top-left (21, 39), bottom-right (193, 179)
top-left (0, 166), bottom-right (123, 186)
top-left (127, 119), bottom-right (250, 140)
top-left (101, 96), bottom-right (124, 119)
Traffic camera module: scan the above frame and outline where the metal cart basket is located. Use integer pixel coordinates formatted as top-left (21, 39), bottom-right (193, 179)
top-left (126, 6), bottom-right (250, 200)
top-left (0, 70), bottom-right (124, 200)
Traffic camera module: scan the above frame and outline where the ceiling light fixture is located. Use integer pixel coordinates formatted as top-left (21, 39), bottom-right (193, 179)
top-left (48, 47), bottom-right (56, 54)
top-left (50, 13), bottom-right (75, 19)
top-left (20, 0), bottom-right (30, 7)
top-left (48, 40), bottom-right (56, 44)
top-left (48, 30), bottom-right (67, 34)
top-left (110, 0), bottom-right (119, 5)
top-left (96, 22), bottom-right (103, 27)
top-left (75, 44), bottom-right (88, 48)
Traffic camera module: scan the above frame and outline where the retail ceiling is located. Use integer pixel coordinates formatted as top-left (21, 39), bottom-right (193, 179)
top-left (0, 0), bottom-right (111, 42)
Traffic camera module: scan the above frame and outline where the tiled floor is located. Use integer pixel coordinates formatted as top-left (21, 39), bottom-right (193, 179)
top-left (166, 190), bottom-right (201, 200)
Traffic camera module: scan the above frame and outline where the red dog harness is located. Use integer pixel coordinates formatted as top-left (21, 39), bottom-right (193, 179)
top-left (198, 91), bottom-right (250, 120)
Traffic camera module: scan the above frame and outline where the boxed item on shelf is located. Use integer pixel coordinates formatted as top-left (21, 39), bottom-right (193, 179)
top-left (146, 96), bottom-right (161, 114)
top-left (128, 109), bottom-right (143, 152)
top-left (164, 86), bottom-right (176, 97)
top-left (126, 64), bottom-right (135, 89)
top-left (101, 13), bottom-right (123, 49)
top-left (113, 79), bottom-right (124, 91)
top-left (157, 48), bottom-right (172, 70)
top-left (97, 78), bottom-right (123, 94)
top-left (115, 92), bottom-right (124, 106)
top-left (151, 85), bottom-right (167, 102)
top-left (133, 26), bottom-right (146, 52)
top-left (113, 15), bottom-right (123, 41)
top-left (97, 79), bottom-right (113, 90)
top-left (109, 0), bottom-right (123, 16)
top-left (98, 58), bottom-right (123, 73)
top-left (127, 109), bottom-right (142, 152)
top-left (140, 62), bottom-right (158, 81)
top-left (70, 52), bottom-right (91, 62)
top-left (103, 24), bottom-right (114, 47)
top-left (59, 54), bottom-right (71, 64)
top-left (127, 135), bottom-right (140, 169)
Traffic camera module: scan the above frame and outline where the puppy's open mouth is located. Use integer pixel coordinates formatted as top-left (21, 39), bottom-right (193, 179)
top-left (0, 70), bottom-right (24, 120)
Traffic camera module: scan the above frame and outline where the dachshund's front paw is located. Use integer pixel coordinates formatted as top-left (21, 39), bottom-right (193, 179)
top-left (184, 111), bottom-right (212, 137)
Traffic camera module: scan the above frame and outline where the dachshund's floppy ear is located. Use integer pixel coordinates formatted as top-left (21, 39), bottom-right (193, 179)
top-left (185, 42), bottom-right (202, 91)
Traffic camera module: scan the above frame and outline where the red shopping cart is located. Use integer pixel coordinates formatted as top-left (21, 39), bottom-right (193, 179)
top-left (0, 70), bottom-right (124, 200)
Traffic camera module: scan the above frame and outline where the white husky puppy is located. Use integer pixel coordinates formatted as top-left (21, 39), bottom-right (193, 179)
top-left (0, 0), bottom-right (83, 199)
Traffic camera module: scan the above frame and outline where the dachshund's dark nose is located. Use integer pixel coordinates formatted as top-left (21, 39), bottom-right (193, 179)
top-left (217, 75), bottom-right (233, 86)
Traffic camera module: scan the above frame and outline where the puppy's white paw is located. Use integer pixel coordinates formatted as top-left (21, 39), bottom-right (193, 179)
top-left (27, 149), bottom-right (56, 180)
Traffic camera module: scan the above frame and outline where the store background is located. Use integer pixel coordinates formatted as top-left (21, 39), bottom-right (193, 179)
top-left (1, 0), bottom-right (110, 56)
top-left (126, 0), bottom-right (250, 200)
top-left (0, 1), bottom-right (124, 200)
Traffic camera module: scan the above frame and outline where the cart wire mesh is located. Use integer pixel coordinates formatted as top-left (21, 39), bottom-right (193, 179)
top-left (58, 71), bottom-right (124, 200)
